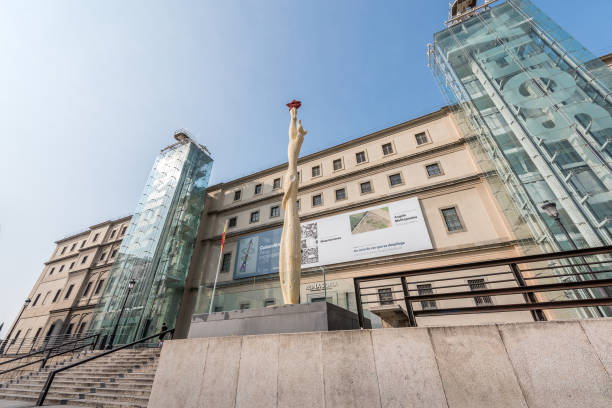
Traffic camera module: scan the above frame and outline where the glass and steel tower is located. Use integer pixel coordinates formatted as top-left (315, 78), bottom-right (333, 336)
top-left (90, 133), bottom-right (213, 344)
top-left (431, 0), bottom-right (611, 249)
top-left (430, 0), bottom-right (611, 316)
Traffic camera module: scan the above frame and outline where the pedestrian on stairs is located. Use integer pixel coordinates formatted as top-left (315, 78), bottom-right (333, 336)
top-left (158, 323), bottom-right (168, 347)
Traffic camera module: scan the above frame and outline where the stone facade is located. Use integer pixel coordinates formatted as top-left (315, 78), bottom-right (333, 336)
top-left (3, 216), bottom-right (131, 350)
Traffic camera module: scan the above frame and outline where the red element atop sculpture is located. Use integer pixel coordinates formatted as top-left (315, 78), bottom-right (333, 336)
top-left (286, 99), bottom-right (301, 110)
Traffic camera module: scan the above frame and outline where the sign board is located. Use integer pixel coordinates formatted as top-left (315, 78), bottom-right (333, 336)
top-left (234, 197), bottom-right (432, 279)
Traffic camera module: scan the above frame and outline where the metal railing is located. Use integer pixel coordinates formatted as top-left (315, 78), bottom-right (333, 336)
top-left (354, 246), bottom-right (612, 328)
top-left (36, 328), bottom-right (174, 406)
top-left (0, 333), bottom-right (99, 377)
top-left (0, 332), bottom-right (95, 356)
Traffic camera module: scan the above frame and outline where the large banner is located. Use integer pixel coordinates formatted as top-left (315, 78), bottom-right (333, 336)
top-left (233, 197), bottom-right (432, 279)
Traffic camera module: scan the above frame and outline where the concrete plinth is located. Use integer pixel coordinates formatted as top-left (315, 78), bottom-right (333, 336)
top-left (188, 302), bottom-right (370, 338)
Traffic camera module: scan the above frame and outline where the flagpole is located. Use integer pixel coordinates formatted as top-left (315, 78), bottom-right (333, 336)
top-left (208, 219), bottom-right (229, 314)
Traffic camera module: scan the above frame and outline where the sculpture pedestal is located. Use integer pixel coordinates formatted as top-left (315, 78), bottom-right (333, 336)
top-left (188, 302), bottom-right (370, 338)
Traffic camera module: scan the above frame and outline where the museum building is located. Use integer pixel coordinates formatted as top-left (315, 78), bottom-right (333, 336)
top-left (188, 106), bottom-right (539, 329)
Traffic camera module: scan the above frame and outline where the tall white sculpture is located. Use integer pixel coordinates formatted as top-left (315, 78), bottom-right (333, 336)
top-left (279, 100), bottom-right (307, 304)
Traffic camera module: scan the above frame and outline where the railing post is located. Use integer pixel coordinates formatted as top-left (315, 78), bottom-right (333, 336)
top-left (510, 263), bottom-right (546, 321)
top-left (353, 278), bottom-right (366, 329)
top-left (92, 334), bottom-right (100, 351)
top-left (40, 349), bottom-right (52, 369)
top-left (401, 277), bottom-right (417, 327)
top-left (36, 370), bottom-right (55, 406)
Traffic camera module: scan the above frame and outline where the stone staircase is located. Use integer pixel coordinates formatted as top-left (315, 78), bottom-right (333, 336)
top-left (0, 347), bottom-right (160, 407)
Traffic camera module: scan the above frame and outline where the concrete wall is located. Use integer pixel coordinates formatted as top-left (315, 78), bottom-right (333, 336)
top-left (148, 319), bottom-right (612, 408)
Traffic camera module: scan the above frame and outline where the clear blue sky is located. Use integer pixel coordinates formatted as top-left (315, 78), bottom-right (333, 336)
top-left (0, 0), bottom-right (610, 334)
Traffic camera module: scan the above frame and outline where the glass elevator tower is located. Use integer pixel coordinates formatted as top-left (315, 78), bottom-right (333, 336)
top-left (431, 0), bottom-right (611, 316)
top-left (89, 133), bottom-right (213, 344)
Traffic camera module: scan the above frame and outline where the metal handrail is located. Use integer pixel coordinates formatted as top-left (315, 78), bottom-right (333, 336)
top-left (0, 332), bottom-right (95, 356)
top-left (354, 245), bottom-right (612, 328)
top-left (0, 333), bottom-right (99, 367)
top-left (0, 334), bottom-right (99, 376)
top-left (36, 328), bottom-right (174, 406)
top-left (355, 246), bottom-right (611, 282)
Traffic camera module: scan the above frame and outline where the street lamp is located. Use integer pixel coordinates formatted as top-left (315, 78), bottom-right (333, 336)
top-left (106, 279), bottom-right (136, 349)
top-left (0, 298), bottom-right (31, 354)
top-left (541, 201), bottom-right (578, 249)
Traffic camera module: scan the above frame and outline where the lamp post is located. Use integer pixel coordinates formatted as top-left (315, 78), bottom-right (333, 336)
top-left (0, 298), bottom-right (31, 354)
top-left (540, 201), bottom-right (605, 317)
top-left (106, 279), bottom-right (136, 349)
top-left (541, 201), bottom-right (578, 249)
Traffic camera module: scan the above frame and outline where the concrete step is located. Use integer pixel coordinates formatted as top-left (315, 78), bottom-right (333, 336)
top-left (78, 391), bottom-right (150, 405)
top-left (63, 398), bottom-right (148, 408)
top-left (1, 383), bottom-right (152, 396)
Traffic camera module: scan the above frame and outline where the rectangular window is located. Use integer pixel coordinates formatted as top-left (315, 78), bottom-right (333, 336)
top-left (360, 181), bottom-right (372, 194)
top-left (355, 151), bottom-right (367, 164)
top-left (110, 230), bottom-right (116, 239)
top-left (296, 199), bottom-right (301, 210)
top-left (233, 190), bottom-right (242, 201)
top-left (59, 265), bottom-right (65, 272)
top-left (239, 302), bottom-right (250, 310)
top-left (32, 294), bottom-right (41, 307)
top-left (273, 178), bottom-right (281, 190)
top-left (70, 243), bottom-right (76, 251)
top-left (121, 226), bottom-right (127, 235)
top-left (221, 253), bottom-right (232, 273)
top-left (254, 184), bottom-right (262, 195)
top-left (311, 165), bottom-right (321, 177)
top-left (417, 284), bottom-right (437, 310)
top-left (312, 194), bottom-right (322, 207)
top-left (228, 217), bottom-right (237, 228)
top-left (250, 211), bottom-right (259, 223)
top-left (93, 233), bottom-right (99, 242)
top-left (111, 249), bottom-right (117, 258)
top-left (442, 207), bottom-right (463, 232)
top-left (426, 163), bottom-right (442, 177)
top-left (389, 173), bottom-right (403, 186)
top-left (49, 267), bottom-right (55, 275)
top-left (65, 324), bottom-right (74, 335)
top-left (270, 206), bottom-right (280, 218)
top-left (264, 299), bottom-right (276, 307)
top-left (64, 284), bottom-right (74, 299)
top-left (81, 256), bottom-right (88, 264)
top-left (83, 282), bottom-right (92, 297)
top-left (333, 158), bottom-right (343, 171)
top-left (94, 280), bottom-right (105, 295)
top-left (81, 240), bottom-right (86, 248)
top-left (335, 188), bottom-right (346, 201)
top-left (60, 247), bottom-right (66, 255)
top-left (415, 132), bottom-right (429, 145)
top-left (52, 290), bottom-right (61, 303)
top-left (468, 279), bottom-right (493, 306)
top-left (100, 252), bottom-right (106, 261)
top-left (378, 288), bottom-right (393, 305)
top-left (382, 143), bottom-right (394, 155)
top-left (69, 262), bottom-right (74, 270)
